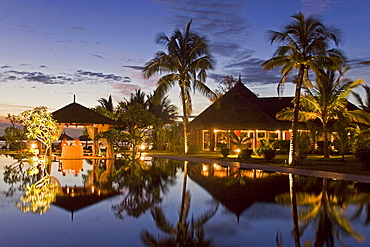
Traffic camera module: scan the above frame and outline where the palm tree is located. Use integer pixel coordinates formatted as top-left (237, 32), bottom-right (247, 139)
top-left (95, 95), bottom-right (115, 119)
top-left (98, 95), bottom-right (114, 112)
top-left (277, 68), bottom-right (367, 158)
top-left (142, 20), bottom-right (215, 154)
top-left (352, 84), bottom-right (370, 113)
top-left (212, 75), bottom-right (239, 101)
top-left (262, 12), bottom-right (344, 165)
top-left (148, 90), bottom-right (178, 150)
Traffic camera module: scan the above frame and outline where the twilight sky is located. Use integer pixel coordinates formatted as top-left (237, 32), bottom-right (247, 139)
top-left (1, 0), bottom-right (370, 135)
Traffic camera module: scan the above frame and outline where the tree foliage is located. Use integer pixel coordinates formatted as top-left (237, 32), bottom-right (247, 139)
top-left (142, 20), bottom-right (215, 153)
top-left (12, 106), bottom-right (59, 148)
top-left (263, 12), bottom-right (345, 165)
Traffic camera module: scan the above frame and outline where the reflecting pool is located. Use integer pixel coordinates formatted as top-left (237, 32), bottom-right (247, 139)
top-left (1, 154), bottom-right (370, 246)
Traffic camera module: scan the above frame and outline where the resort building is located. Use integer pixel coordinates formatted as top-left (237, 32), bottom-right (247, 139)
top-left (188, 80), bottom-right (293, 151)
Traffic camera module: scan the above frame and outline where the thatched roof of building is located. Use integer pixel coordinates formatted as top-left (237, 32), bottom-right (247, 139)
top-left (188, 81), bottom-right (292, 130)
top-left (52, 102), bottom-right (117, 126)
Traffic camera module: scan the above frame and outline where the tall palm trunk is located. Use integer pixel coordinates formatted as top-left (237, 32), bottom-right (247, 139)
top-left (180, 85), bottom-right (189, 154)
top-left (289, 65), bottom-right (305, 165)
top-left (323, 122), bottom-right (330, 158)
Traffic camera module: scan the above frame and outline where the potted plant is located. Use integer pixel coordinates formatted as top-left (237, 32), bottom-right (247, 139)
top-left (220, 147), bottom-right (230, 158)
top-left (254, 138), bottom-right (276, 161)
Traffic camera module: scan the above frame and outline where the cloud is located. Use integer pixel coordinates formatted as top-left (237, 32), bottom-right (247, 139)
top-left (301, 0), bottom-right (333, 15)
top-left (347, 57), bottom-right (370, 69)
top-left (0, 65), bottom-right (133, 85)
top-left (123, 65), bottom-right (143, 71)
top-left (4, 70), bottom-right (71, 84)
top-left (70, 26), bottom-right (88, 32)
top-left (91, 53), bottom-right (108, 61)
top-left (155, 0), bottom-right (275, 86)
top-left (56, 39), bottom-right (72, 43)
top-left (75, 69), bottom-right (131, 82)
top-left (220, 57), bottom-right (282, 85)
top-left (1, 65), bottom-right (12, 69)
top-left (112, 83), bottom-right (141, 94)
top-left (158, 0), bottom-right (249, 59)
top-left (19, 22), bottom-right (34, 32)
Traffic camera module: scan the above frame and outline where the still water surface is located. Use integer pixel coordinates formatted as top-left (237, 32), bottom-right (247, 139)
top-left (0, 154), bottom-right (370, 247)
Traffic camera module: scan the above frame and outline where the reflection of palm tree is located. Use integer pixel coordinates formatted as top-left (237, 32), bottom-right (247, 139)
top-left (277, 177), bottom-right (364, 246)
top-left (141, 160), bottom-right (218, 246)
top-left (350, 184), bottom-right (370, 226)
top-left (352, 200), bottom-right (370, 226)
top-left (289, 174), bottom-right (301, 247)
top-left (112, 159), bottom-right (180, 219)
top-left (141, 191), bottom-right (218, 246)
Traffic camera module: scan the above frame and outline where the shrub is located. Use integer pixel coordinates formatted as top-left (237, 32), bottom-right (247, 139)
top-left (216, 142), bottom-right (227, 151)
top-left (220, 148), bottom-right (230, 158)
top-left (187, 144), bottom-right (201, 155)
top-left (296, 132), bottom-right (310, 164)
top-left (316, 141), bottom-right (332, 154)
top-left (254, 139), bottom-right (277, 161)
top-left (354, 139), bottom-right (370, 169)
top-left (263, 149), bottom-right (276, 161)
top-left (272, 140), bottom-right (290, 154)
top-left (239, 149), bottom-right (253, 160)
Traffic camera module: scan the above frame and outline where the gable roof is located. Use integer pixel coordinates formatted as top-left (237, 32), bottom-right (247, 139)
top-left (188, 81), bottom-right (292, 130)
top-left (52, 102), bottom-right (117, 126)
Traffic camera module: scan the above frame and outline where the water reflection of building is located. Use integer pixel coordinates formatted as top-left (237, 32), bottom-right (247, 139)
top-left (52, 159), bottom-right (119, 221)
top-left (189, 163), bottom-right (289, 222)
top-left (201, 163), bottom-right (272, 179)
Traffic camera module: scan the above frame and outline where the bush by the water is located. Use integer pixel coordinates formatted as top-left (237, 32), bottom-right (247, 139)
top-left (354, 139), bottom-right (370, 169)
top-left (220, 148), bottom-right (230, 158)
top-left (239, 149), bottom-right (253, 160)
top-left (187, 144), bottom-right (201, 155)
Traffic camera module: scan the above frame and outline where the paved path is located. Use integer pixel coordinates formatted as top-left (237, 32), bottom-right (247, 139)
top-left (148, 153), bottom-right (370, 184)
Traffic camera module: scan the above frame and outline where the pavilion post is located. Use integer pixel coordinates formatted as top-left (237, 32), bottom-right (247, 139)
top-left (210, 129), bottom-right (215, 152)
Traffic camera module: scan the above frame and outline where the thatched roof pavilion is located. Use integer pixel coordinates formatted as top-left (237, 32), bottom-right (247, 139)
top-left (188, 81), bottom-right (292, 131)
top-left (188, 81), bottom-right (293, 151)
top-left (52, 102), bottom-right (117, 126)
top-left (52, 101), bottom-right (118, 158)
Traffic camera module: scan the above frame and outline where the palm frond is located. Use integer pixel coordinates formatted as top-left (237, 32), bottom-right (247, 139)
top-left (151, 207), bottom-right (176, 235)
